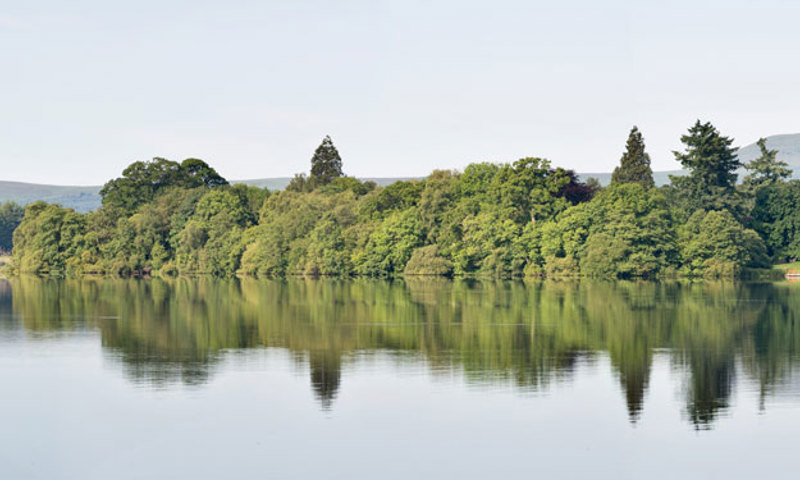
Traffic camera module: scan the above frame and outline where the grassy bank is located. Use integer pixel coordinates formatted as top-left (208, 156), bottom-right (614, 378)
top-left (772, 262), bottom-right (800, 272)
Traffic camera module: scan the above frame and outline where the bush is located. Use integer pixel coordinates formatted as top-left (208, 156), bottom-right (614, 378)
top-left (404, 245), bottom-right (454, 276)
top-left (678, 210), bottom-right (767, 277)
top-left (544, 255), bottom-right (579, 278)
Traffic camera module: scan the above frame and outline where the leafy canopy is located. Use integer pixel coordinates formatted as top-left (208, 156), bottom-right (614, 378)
top-left (10, 124), bottom-right (789, 279)
top-left (100, 157), bottom-right (227, 213)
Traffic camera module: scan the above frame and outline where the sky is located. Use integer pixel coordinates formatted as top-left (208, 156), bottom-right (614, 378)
top-left (1, 0), bottom-right (799, 185)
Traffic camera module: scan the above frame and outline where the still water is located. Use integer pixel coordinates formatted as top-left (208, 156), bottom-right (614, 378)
top-left (2, 277), bottom-right (800, 479)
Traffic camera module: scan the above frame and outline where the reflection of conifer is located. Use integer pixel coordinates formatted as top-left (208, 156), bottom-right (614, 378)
top-left (687, 356), bottom-right (735, 429)
top-left (617, 357), bottom-right (651, 424)
top-left (0, 281), bottom-right (11, 319)
top-left (309, 351), bottom-right (342, 411)
top-left (12, 276), bottom-right (786, 432)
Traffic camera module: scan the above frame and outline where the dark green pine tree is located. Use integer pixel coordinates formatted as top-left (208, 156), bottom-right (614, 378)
top-left (674, 120), bottom-right (740, 190)
top-left (611, 126), bottom-right (655, 188)
top-left (669, 120), bottom-right (743, 216)
top-left (309, 135), bottom-right (343, 186)
top-left (741, 138), bottom-right (791, 195)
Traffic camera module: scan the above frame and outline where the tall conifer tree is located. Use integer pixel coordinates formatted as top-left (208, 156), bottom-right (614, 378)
top-left (741, 138), bottom-right (791, 194)
top-left (310, 135), bottom-right (343, 186)
top-left (669, 120), bottom-right (743, 215)
top-left (673, 120), bottom-right (740, 190)
top-left (611, 126), bottom-right (655, 188)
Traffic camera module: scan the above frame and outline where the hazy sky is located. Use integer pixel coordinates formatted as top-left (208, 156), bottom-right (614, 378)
top-left (1, 0), bottom-right (799, 185)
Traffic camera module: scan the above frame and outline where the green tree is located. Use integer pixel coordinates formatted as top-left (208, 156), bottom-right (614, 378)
top-left (169, 190), bottom-right (252, 276)
top-left (485, 158), bottom-right (588, 225)
top-left (674, 121), bottom-right (740, 189)
top-left (359, 180), bottom-right (423, 219)
top-left (354, 208), bottom-right (424, 276)
top-left (418, 170), bottom-right (458, 242)
top-left (741, 138), bottom-right (791, 195)
top-left (318, 176), bottom-right (375, 196)
top-left (228, 183), bottom-right (271, 226)
top-left (180, 158), bottom-right (229, 188)
top-left (12, 202), bottom-right (88, 274)
top-left (309, 135), bottom-right (344, 186)
top-left (0, 202), bottom-right (24, 252)
top-left (194, 190), bottom-right (250, 227)
top-left (678, 210), bottom-right (767, 277)
top-left (611, 126), bottom-right (655, 188)
top-left (404, 245), bottom-right (454, 276)
top-left (670, 121), bottom-right (742, 215)
top-left (751, 180), bottom-right (800, 260)
top-left (581, 184), bottom-right (676, 278)
top-left (10, 150), bottom-right (778, 280)
top-left (285, 173), bottom-right (310, 193)
top-left (541, 184), bottom-right (676, 278)
top-left (453, 211), bottom-right (521, 276)
top-left (100, 158), bottom-right (227, 213)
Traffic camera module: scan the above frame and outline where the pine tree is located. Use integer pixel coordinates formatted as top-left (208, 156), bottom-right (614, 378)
top-left (611, 126), bottom-right (654, 188)
top-left (741, 138), bottom-right (791, 195)
top-left (669, 120), bottom-right (743, 216)
top-left (673, 120), bottom-right (740, 190)
top-left (309, 135), bottom-right (343, 186)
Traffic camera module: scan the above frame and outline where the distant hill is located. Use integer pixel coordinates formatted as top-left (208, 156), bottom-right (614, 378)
top-left (238, 177), bottom-right (420, 191)
top-left (578, 170), bottom-right (685, 187)
top-left (738, 133), bottom-right (800, 173)
top-left (0, 181), bottom-right (102, 212)
top-left (2, 134), bottom-right (798, 211)
top-left (234, 177), bottom-right (293, 191)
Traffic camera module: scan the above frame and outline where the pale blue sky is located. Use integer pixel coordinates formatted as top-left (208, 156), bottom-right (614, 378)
top-left (1, 0), bottom-right (798, 184)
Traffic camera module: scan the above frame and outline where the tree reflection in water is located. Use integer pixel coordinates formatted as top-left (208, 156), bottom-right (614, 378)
top-left (4, 276), bottom-right (800, 429)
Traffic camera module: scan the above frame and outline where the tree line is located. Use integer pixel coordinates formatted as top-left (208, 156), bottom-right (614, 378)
top-left (10, 121), bottom-right (800, 278)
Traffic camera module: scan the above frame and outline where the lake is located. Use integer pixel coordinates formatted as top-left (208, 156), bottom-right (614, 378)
top-left (2, 277), bottom-right (800, 479)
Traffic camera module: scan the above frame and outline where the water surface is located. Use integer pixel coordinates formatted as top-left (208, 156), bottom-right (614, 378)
top-left (2, 277), bottom-right (800, 479)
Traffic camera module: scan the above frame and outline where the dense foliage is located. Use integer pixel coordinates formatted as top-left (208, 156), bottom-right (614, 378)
top-left (10, 121), bottom-right (799, 278)
top-left (668, 120), bottom-right (744, 217)
top-left (100, 157), bottom-right (228, 213)
top-left (0, 202), bottom-right (24, 252)
top-left (286, 135), bottom-right (346, 192)
top-left (752, 181), bottom-right (800, 261)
